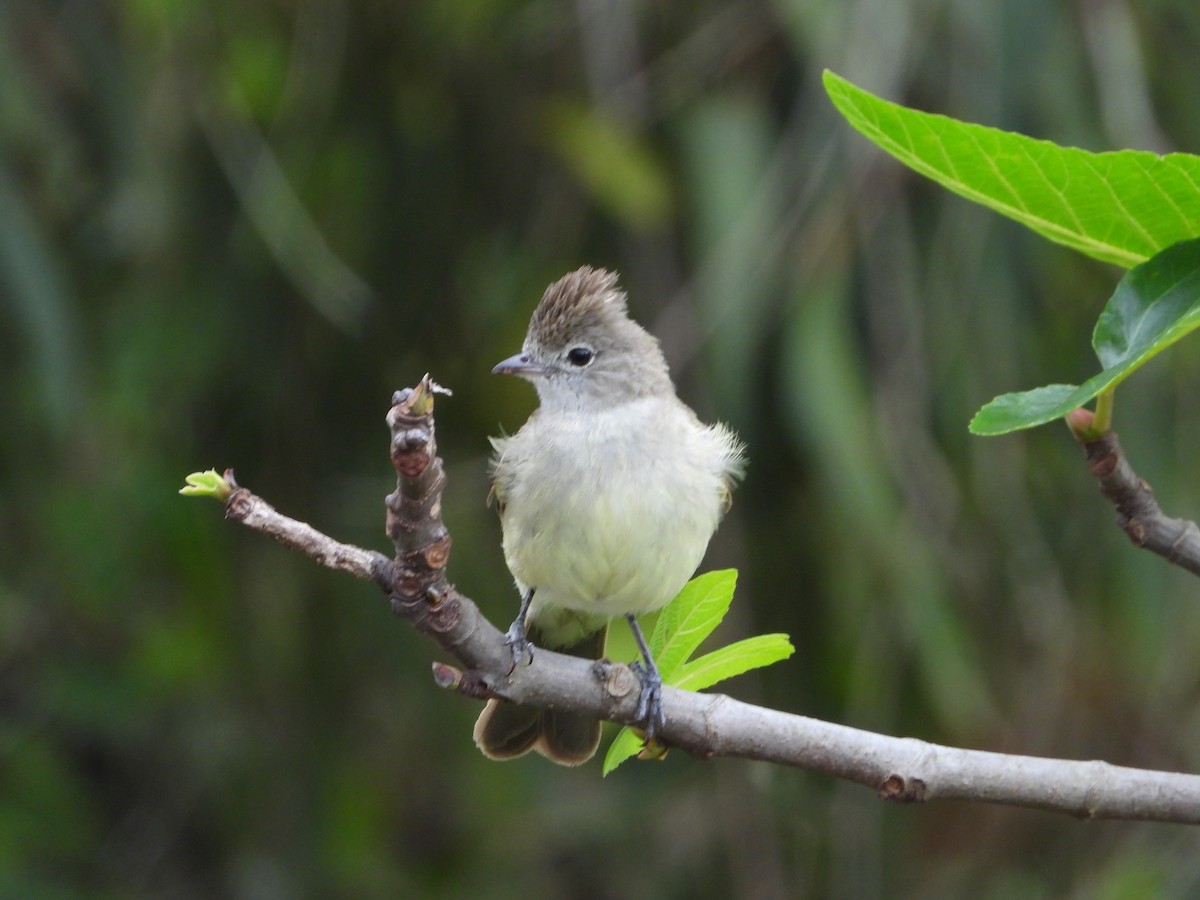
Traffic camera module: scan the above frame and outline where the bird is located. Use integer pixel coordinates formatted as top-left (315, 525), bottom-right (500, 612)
top-left (472, 265), bottom-right (745, 765)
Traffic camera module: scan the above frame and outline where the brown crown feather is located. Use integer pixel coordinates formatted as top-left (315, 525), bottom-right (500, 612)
top-left (528, 266), bottom-right (628, 346)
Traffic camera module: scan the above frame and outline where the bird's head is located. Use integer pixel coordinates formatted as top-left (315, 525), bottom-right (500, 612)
top-left (493, 267), bottom-right (674, 411)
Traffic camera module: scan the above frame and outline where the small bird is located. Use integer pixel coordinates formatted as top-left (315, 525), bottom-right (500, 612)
top-left (473, 266), bottom-right (745, 765)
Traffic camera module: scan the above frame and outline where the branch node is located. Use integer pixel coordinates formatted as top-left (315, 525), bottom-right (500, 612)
top-left (423, 532), bottom-right (453, 569)
top-left (1085, 444), bottom-right (1118, 478)
top-left (224, 487), bottom-right (253, 521)
top-left (1120, 517), bottom-right (1147, 545)
top-left (390, 566), bottom-right (430, 601)
top-left (391, 431), bottom-right (431, 478)
top-left (447, 667), bottom-right (495, 701)
top-left (390, 588), bottom-right (462, 634)
top-left (879, 774), bottom-right (927, 803)
top-left (431, 661), bottom-right (462, 690)
top-left (423, 590), bottom-right (462, 633)
top-left (599, 660), bottom-right (639, 700)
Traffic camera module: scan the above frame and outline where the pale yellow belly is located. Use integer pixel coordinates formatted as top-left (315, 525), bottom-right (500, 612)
top-left (504, 464), bottom-right (719, 623)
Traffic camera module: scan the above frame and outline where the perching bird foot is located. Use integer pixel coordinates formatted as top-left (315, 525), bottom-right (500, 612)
top-left (503, 588), bottom-right (536, 672)
top-left (625, 612), bottom-right (666, 743)
top-left (629, 659), bottom-right (666, 743)
top-left (503, 618), bottom-right (534, 672)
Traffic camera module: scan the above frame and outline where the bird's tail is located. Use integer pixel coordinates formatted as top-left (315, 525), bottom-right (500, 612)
top-left (472, 624), bottom-right (608, 766)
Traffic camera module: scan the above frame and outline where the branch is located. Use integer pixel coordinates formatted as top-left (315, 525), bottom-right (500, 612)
top-left (1067, 411), bottom-right (1200, 578)
top-left (212, 378), bottom-right (1200, 825)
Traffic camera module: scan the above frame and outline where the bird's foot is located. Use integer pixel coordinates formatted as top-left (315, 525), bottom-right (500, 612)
top-left (503, 617), bottom-right (534, 672)
top-left (629, 659), bottom-right (666, 744)
top-left (624, 613), bottom-right (666, 743)
top-left (503, 589), bottom-right (537, 672)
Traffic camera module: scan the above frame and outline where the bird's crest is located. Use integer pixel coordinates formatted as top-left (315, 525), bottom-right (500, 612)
top-left (529, 266), bottom-right (628, 346)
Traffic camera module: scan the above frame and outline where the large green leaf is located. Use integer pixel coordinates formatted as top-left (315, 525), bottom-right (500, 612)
top-left (971, 238), bottom-right (1200, 434)
top-left (823, 70), bottom-right (1200, 268)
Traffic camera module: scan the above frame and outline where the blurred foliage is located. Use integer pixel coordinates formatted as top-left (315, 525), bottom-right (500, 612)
top-left (3, 0), bottom-right (1200, 896)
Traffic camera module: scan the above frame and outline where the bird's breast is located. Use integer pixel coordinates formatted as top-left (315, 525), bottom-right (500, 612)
top-left (493, 399), bottom-right (727, 619)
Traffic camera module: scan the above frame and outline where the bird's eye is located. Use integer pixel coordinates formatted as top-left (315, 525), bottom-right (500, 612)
top-left (566, 346), bottom-right (595, 367)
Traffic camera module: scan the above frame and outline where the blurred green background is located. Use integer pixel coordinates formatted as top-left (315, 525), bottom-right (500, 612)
top-left (4, 0), bottom-right (1200, 896)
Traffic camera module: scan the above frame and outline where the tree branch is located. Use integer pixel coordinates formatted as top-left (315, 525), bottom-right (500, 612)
top-left (216, 378), bottom-right (1200, 825)
top-left (1072, 424), bottom-right (1200, 578)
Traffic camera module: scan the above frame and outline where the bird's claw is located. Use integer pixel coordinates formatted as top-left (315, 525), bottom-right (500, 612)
top-left (630, 660), bottom-right (666, 744)
top-left (504, 617), bottom-right (534, 672)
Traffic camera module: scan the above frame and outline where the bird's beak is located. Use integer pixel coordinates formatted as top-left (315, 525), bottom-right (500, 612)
top-left (492, 352), bottom-right (546, 377)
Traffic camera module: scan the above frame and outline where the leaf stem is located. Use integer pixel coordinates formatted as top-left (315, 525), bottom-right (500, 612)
top-left (1092, 388), bottom-right (1115, 433)
top-left (1064, 390), bottom-right (1116, 442)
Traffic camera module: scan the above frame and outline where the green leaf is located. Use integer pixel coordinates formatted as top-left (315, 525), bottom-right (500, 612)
top-left (647, 569), bottom-right (737, 680)
top-left (672, 634), bottom-right (795, 693)
top-left (179, 469), bottom-right (235, 500)
top-left (601, 727), bottom-right (646, 776)
top-left (823, 70), bottom-right (1200, 268)
top-left (971, 237), bottom-right (1200, 434)
top-left (1092, 237), bottom-right (1200, 367)
top-left (969, 385), bottom-right (1088, 435)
